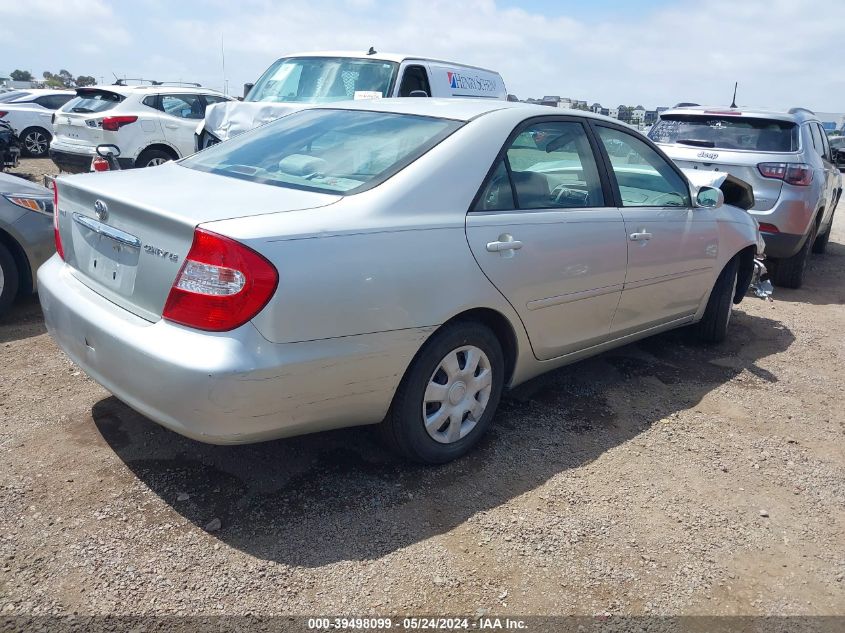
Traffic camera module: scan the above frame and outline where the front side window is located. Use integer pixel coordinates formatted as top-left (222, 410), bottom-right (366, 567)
top-left (182, 108), bottom-right (461, 194)
top-left (649, 114), bottom-right (799, 152)
top-left (597, 126), bottom-right (690, 207)
top-left (246, 57), bottom-right (398, 103)
top-left (475, 120), bottom-right (604, 211)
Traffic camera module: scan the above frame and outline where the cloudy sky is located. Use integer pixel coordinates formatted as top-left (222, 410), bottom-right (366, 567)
top-left (1, 0), bottom-right (842, 111)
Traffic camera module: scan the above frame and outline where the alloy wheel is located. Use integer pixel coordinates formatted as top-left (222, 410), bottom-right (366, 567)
top-left (146, 157), bottom-right (168, 167)
top-left (423, 345), bottom-right (493, 444)
top-left (24, 131), bottom-right (48, 156)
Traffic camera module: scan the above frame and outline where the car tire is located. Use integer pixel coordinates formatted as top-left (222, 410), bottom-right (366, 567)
top-left (812, 210), bottom-right (835, 255)
top-left (769, 221), bottom-right (817, 289)
top-left (0, 242), bottom-right (20, 316)
top-left (694, 255), bottom-right (739, 344)
top-left (136, 148), bottom-right (175, 168)
top-left (381, 321), bottom-right (505, 464)
top-left (20, 127), bottom-right (51, 158)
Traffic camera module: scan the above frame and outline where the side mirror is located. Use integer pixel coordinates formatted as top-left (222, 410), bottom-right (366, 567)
top-left (696, 185), bottom-right (724, 209)
top-left (243, 82), bottom-right (254, 99)
top-left (96, 144), bottom-right (120, 158)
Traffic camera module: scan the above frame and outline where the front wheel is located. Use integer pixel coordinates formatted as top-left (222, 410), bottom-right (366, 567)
top-left (812, 209), bottom-right (835, 254)
top-left (694, 256), bottom-right (739, 344)
top-left (0, 242), bottom-right (20, 316)
top-left (20, 127), bottom-right (51, 157)
top-left (136, 148), bottom-right (175, 168)
top-left (381, 322), bottom-right (505, 464)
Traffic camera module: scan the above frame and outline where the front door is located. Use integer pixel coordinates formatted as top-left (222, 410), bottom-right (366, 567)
top-left (158, 93), bottom-right (208, 157)
top-left (465, 118), bottom-right (627, 361)
top-left (593, 124), bottom-right (719, 335)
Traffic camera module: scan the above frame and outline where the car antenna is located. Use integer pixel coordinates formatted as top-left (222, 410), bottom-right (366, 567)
top-left (367, 46), bottom-right (377, 55)
top-left (730, 81), bottom-right (738, 109)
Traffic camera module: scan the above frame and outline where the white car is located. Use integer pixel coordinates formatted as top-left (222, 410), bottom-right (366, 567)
top-left (0, 89), bottom-right (75, 157)
top-left (49, 84), bottom-right (233, 173)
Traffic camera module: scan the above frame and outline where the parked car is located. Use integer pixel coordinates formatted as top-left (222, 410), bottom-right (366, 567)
top-left (0, 120), bottom-right (21, 171)
top-left (195, 50), bottom-right (507, 149)
top-left (650, 105), bottom-right (842, 288)
top-left (0, 172), bottom-right (55, 314)
top-left (39, 100), bottom-right (761, 463)
top-left (829, 135), bottom-right (845, 171)
top-left (0, 89), bottom-right (75, 157)
top-left (49, 84), bottom-right (233, 174)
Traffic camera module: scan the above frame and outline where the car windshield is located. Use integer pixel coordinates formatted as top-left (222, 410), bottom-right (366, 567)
top-left (64, 90), bottom-right (124, 113)
top-left (182, 108), bottom-right (462, 194)
top-left (649, 115), bottom-right (799, 152)
top-left (246, 57), bottom-right (398, 103)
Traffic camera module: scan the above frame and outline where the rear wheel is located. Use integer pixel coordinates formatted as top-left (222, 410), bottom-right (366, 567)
top-left (20, 127), bottom-right (51, 157)
top-left (694, 256), bottom-right (738, 344)
top-left (769, 222), bottom-right (817, 289)
top-left (0, 242), bottom-right (20, 316)
top-left (381, 321), bottom-right (505, 464)
top-left (136, 148), bottom-right (175, 168)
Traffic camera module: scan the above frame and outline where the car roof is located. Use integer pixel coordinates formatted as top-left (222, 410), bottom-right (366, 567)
top-left (312, 98), bottom-right (627, 124)
top-left (280, 51), bottom-right (500, 74)
top-left (658, 105), bottom-right (818, 124)
top-left (77, 85), bottom-right (227, 97)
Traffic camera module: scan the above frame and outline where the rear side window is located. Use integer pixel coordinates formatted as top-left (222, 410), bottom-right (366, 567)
top-left (0, 91), bottom-right (29, 103)
top-left (66, 90), bottom-right (124, 114)
top-left (649, 115), bottom-right (799, 152)
top-left (182, 108), bottom-right (461, 194)
top-left (475, 120), bottom-right (605, 211)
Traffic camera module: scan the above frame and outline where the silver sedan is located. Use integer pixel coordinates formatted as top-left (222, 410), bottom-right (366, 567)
top-left (38, 99), bottom-right (761, 463)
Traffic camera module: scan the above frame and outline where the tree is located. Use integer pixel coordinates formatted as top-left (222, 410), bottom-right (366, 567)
top-left (10, 69), bottom-right (32, 81)
top-left (76, 75), bottom-right (96, 87)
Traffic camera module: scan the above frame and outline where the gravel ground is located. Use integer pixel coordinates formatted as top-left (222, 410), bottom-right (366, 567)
top-left (0, 158), bottom-right (843, 618)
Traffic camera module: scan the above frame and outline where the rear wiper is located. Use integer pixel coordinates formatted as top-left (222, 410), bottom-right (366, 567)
top-left (676, 138), bottom-right (716, 148)
top-left (71, 107), bottom-right (95, 113)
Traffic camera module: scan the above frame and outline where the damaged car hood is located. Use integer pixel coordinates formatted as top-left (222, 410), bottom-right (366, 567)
top-left (199, 101), bottom-right (313, 142)
top-left (682, 168), bottom-right (755, 211)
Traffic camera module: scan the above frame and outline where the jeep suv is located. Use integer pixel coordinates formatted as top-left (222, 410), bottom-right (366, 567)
top-left (650, 106), bottom-right (841, 288)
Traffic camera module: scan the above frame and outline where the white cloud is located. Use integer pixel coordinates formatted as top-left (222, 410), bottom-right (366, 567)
top-left (2, 0), bottom-right (843, 110)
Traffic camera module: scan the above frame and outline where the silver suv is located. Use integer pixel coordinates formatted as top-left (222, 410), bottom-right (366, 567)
top-left (650, 106), bottom-right (841, 288)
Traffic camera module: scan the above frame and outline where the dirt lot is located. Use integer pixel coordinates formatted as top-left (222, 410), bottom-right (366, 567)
top-left (1, 158), bottom-right (843, 618)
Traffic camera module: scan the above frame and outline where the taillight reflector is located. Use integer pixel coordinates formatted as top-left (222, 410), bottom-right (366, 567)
top-left (101, 115), bottom-right (138, 131)
top-left (53, 183), bottom-right (64, 260)
top-left (758, 223), bottom-right (779, 233)
top-left (758, 162), bottom-right (812, 186)
top-left (162, 228), bottom-right (278, 332)
top-left (0, 111), bottom-right (7, 118)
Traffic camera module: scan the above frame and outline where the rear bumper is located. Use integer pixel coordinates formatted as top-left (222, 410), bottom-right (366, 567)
top-left (37, 256), bottom-right (421, 444)
top-left (748, 186), bottom-right (816, 258)
top-left (759, 231), bottom-right (806, 259)
top-left (49, 148), bottom-right (94, 174)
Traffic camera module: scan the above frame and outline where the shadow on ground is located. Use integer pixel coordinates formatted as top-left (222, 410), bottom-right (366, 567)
top-left (0, 294), bottom-right (46, 344)
top-left (92, 311), bottom-right (793, 567)
top-left (770, 240), bottom-right (845, 306)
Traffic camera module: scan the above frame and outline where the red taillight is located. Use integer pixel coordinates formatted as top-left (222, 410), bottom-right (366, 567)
top-left (101, 115), bottom-right (137, 132)
top-left (758, 223), bottom-right (779, 233)
top-left (91, 156), bottom-right (110, 172)
top-left (162, 228), bottom-right (278, 332)
top-left (0, 111), bottom-right (7, 118)
top-left (53, 183), bottom-right (64, 260)
top-left (758, 162), bottom-right (812, 186)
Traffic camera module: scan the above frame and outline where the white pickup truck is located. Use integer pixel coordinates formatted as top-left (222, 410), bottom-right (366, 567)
top-left (196, 50), bottom-right (508, 150)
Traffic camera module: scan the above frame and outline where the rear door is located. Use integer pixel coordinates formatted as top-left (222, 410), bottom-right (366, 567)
top-left (594, 123), bottom-right (718, 334)
top-left (809, 122), bottom-right (838, 219)
top-left (157, 93), bottom-right (208, 157)
top-left (465, 117), bottom-right (627, 360)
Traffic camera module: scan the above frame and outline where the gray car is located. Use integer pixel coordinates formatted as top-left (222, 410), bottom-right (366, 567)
top-left (650, 106), bottom-right (842, 288)
top-left (0, 172), bottom-right (55, 314)
top-left (38, 99), bottom-right (761, 463)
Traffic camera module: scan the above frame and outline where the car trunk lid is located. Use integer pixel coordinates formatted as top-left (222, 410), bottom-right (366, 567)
top-left (53, 110), bottom-right (105, 148)
top-left (55, 162), bottom-right (341, 322)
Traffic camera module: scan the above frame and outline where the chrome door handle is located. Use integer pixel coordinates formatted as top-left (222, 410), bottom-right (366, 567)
top-left (629, 231), bottom-right (652, 242)
top-left (486, 239), bottom-right (523, 252)
top-left (165, 123), bottom-right (179, 129)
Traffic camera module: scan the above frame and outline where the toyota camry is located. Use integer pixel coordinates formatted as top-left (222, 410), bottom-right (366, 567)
top-left (38, 99), bottom-right (762, 463)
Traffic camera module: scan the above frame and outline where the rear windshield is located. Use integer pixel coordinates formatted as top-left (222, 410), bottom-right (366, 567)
top-left (246, 57), bottom-right (398, 103)
top-left (649, 115), bottom-right (799, 152)
top-left (64, 90), bottom-right (124, 114)
top-left (182, 108), bottom-right (461, 194)
top-left (0, 91), bottom-right (29, 103)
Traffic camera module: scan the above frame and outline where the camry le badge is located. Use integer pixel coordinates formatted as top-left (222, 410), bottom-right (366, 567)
top-left (94, 199), bottom-right (108, 222)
